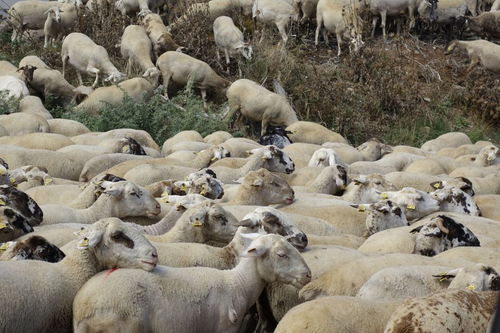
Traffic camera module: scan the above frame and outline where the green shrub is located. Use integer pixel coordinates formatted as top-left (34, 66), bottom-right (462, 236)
top-left (0, 91), bottom-right (19, 115)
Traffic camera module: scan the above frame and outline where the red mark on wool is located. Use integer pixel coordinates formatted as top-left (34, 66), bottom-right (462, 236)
top-left (105, 268), bottom-right (118, 277)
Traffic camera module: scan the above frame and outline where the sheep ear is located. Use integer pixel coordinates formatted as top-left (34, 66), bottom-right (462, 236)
top-left (434, 217), bottom-right (450, 234)
top-left (430, 181), bottom-right (443, 190)
top-left (380, 144), bottom-right (393, 155)
top-left (251, 179), bottom-right (264, 187)
top-left (410, 225), bottom-right (423, 234)
top-left (77, 228), bottom-right (104, 249)
top-left (433, 268), bottom-right (461, 280)
top-left (103, 186), bottom-right (124, 198)
top-left (242, 244), bottom-right (268, 257)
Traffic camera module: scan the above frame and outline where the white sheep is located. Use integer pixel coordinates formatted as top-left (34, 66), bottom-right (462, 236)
top-left (141, 13), bottom-right (182, 59)
top-left (0, 75), bottom-right (30, 99)
top-left (156, 51), bottom-right (230, 107)
top-left (341, 173), bottom-right (397, 203)
top-left (369, 0), bottom-right (424, 39)
top-left (120, 24), bottom-right (160, 83)
top-left (252, 0), bottom-right (300, 43)
top-left (286, 121), bottom-right (347, 145)
top-left (40, 181), bottom-right (161, 224)
top-left (0, 113), bottom-right (50, 136)
top-left (0, 218), bottom-right (158, 332)
top-left (430, 184), bottom-right (481, 215)
top-left (48, 119), bottom-right (90, 136)
top-left (420, 132), bottom-right (472, 153)
top-left (356, 199), bottom-right (408, 236)
top-left (204, 131), bottom-right (233, 145)
top-left (72, 234), bottom-right (311, 333)
top-left (308, 147), bottom-right (343, 167)
top-left (61, 32), bottom-right (125, 87)
top-left (225, 79), bottom-right (298, 135)
top-left (18, 96), bottom-right (53, 119)
top-left (381, 186), bottom-right (440, 221)
top-left (213, 16), bottom-right (252, 73)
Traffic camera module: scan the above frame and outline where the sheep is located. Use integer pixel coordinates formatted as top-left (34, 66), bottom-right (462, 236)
top-left (286, 121), bottom-right (347, 145)
top-left (40, 181), bottom-right (161, 224)
top-left (429, 184), bottom-right (481, 215)
top-left (292, 165), bottom-right (349, 195)
top-left (315, 0), bottom-right (363, 56)
top-left (381, 187), bottom-right (440, 221)
top-left (369, 0), bottom-right (426, 39)
top-left (18, 95), bottom-right (53, 119)
top-left (252, 0), bottom-right (300, 43)
top-left (74, 78), bottom-right (155, 113)
top-left (275, 296), bottom-right (402, 333)
top-left (322, 139), bottom-right (393, 163)
top-left (357, 264), bottom-right (500, 302)
top-left (418, 0), bottom-right (469, 24)
top-left (0, 61), bottom-right (18, 76)
top-left (308, 147), bottom-right (343, 167)
top-left (434, 246), bottom-right (500, 269)
top-left (475, 194), bottom-right (500, 220)
top-left (0, 75), bottom-right (30, 99)
top-left (383, 289), bottom-right (498, 333)
top-left (156, 51), bottom-right (230, 107)
top-left (115, 0), bottom-right (166, 16)
top-left (72, 128), bottom-right (160, 151)
top-left (43, 7), bottom-right (63, 48)
top-left (161, 130), bottom-right (204, 154)
top-left (61, 32), bottom-right (125, 88)
top-left (213, 16), bottom-right (252, 73)
top-left (421, 132), bottom-right (472, 153)
top-left (7, 0), bottom-right (65, 41)
top-left (157, 169), bottom-right (225, 200)
top-left (410, 215), bottom-right (480, 256)
top-left (349, 152), bottom-right (424, 175)
top-left (220, 137), bottom-right (263, 157)
top-left (341, 173), bottom-right (397, 203)
top-left (204, 131), bottom-right (233, 145)
top-left (0, 218), bottom-right (158, 333)
top-left (73, 234), bottom-right (310, 333)
top-left (141, 13), bottom-right (182, 59)
top-left (0, 235), bottom-right (66, 262)
top-left (48, 119), bottom-right (90, 136)
top-left (466, 11), bottom-right (500, 38)
top-left (0, 185), bottom-right (43, 226)
top-left (355, 199), bottom-right (408, 236)
top-left (79, 154), bottom-right (151, 182)
top-left (18, 56), bottom-right (87, 106)
top-left (0, 206), bottom-right (34, 242)
top-left (0, 112), bottom-right (50, 136)
top-left (120, 25), bottom-right (160, 84)
top-left (225, 79), bottom-right (298, 135)
top-left (0, 133), bottom-right (73, 150)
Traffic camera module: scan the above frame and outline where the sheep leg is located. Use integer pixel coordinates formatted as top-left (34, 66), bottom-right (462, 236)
top-left (408, 7), bottom-right (416, 30)
top-left (201, 89), bottom-right (207, 108)
top-left (62, 53), bottom-right (69, 79)
top-left (371, 15), bottom-right (379, 37)
top-left (315, 18), bottom-right (322, 46)
top-left (336, 32), bottom-right (342, 56)
top-left (126, 59), bottom-right (133, 78)
top-left (87, 67), bottom-right (100, 88)
top-left (224, 49), bottom-right (230, 74)
top-left (322, 29), bottom-right (329, 45)
top-left (381, 10), bottom-right (387, 40)
top-left (466, 55), bottom-right (479, 73)
top-left (161, 71), bottom-right (172, 99)
top-left (76, 71), bottom-right (84, 86)
top-left (276, 21), bottom-right (289, 45)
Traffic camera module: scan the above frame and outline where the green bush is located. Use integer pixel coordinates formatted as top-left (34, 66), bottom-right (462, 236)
top-left (0, 91), bottom-right (19, 115)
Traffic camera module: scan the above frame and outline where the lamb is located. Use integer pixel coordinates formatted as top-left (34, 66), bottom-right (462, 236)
top-left (40, 181), bottom-right (161, 225)
top-left (0, 185), bottom-right (43, 226)
top-left (72, 234), bottom-right (311, 333)
top-left (445, 39), bottom-right (500, 73)
top-left (61, 32), bottom-right (125, 87)
top-left (252, 0), bottom-right (300, 43)
top-left (286, 121), bottom-right (347, 144)
top-left (410, 215), bottom-right (480, 256)
top-left (18, 96), bottom-right (53, 119)
top-left (430, 184), bottom-right (481, 215)
top-left (0, 75), bottom-right (30, 99)
top-left (275, 296), bottom-right (401, 333)
top-left (156, 51), bottom-right (230, 107)
top-left (0, 206), bottom-right (34, 242)
top-left (315, 0), bottom-right (363, 56)
top-left (141, 13), bottom-right (182, 59)
top-left (467, 10), bottom-right (500, 38)
top-left (258, 126), bottom-right (292, 148)
top-left (120, 25), bottom-right (160, 83)
top-left (0, 218), bottom-right (158, 333)
top-left (0, 235), bottom-right (66, 262)
top-left (225, 79), bottom-right (298, 135)
top-left (213, 16), bottom-right (252, 73)
top-left (383, 289), bottom-right (498, 333)
top-left (341, 173), bottom-right (397, 203)
top-left (357, 264), bottom-right (500, 301)
top-left (74, 78), bottom-right (154, 113)
top-left (47, 119), bottom-right (89, 136)
top-left (18, 56), bottom-right (87, 106)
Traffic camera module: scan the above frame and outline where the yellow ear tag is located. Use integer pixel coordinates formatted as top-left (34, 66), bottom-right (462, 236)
top-left (406, 204), bottom-right (416, 210)
top-left (380, 193), bottom-right (388, 199)
top-left (466, 284), bottom-right (476, 291)
top-left (122, 146), bottom-right (130, 153)
top-left (211, 156), bottom-right (217, 161)
top-left (44, 177), bottom-right (53, 185)
top-left (180, 184), bottom-right (187, 192)
top-left (160, 191), bottom-right (169, 203)
top-left (9, 177), bottom-right (16, 184)
top-left (192, 219), bottom-right (203, 227)
top-left (0, 199), bottom-right (5, 206)
top-left (433, 183), bottom-right (441, 189)
top-left (79, 238), bottom-right (89, 248)
top-left (200, 189), bottom-right (207, 196)
top-left (0, 243), bottom-right (9, 251)
top-left (0, 222), bottom-right (8, 229)
top-left (358, 206), bottom-right (366, 212)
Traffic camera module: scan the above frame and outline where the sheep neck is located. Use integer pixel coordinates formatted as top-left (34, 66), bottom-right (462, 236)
top-left (229, 257), bottom-right (267, 315)
top-left (69, 185), bottom-right (99, 209)
top-left (141, 207), bottom-right (184, 235)
top-left (58, 245), bottom-right (103, 286)
top-left (195, 149), bottom-right (214, 168)
top-left (240, 155), bottom-right (265, 176)
top-left (75, 195), bottom-right (119, 223)
top-left (148, 215), bottom-right (205, 243)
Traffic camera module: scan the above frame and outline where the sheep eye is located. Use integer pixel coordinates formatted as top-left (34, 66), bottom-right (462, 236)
top-left (111, 231), bottom-right (134, 248)
top-left (374, 181), bottom-right (381, 185)
top-left (277, 252), bottom-right (287, 258)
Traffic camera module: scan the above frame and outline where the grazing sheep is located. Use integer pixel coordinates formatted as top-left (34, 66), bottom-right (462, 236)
top-left (357, 264), bottom-right (500, 301)
top-left (0, 185), bottom-right (43, 226)
top-left (40, 181), bottom-right (160, 225)
top-left (156, 51), bottom-right (230, 107)
top-left (213, 16), bottom-right (252, 72)
top-left (73, 234), bottom-right (311, 333)
top-left (384, 289), bottom-right (498, 333)
top-left (0, 218), bottom-right (158, 333)
top-left (141, 13), bottom-right (182, 59)
top-left (418, 0), bottom-right (469, 24)
top-left (467, 9), bottom-right (500, 37)
top-left (370, 0), bottom-right (426, 39)
top-left (445, 39), bottom-right (500, 73)
top-left (61, 32), bottom-right (125, 87)
top-left (410, 215), bottom-right (481, 256)
top-left (0, 235), bottom-right (65, 262)
top-left (0, 75), bottom-right (30, 99)
top-left (0, 206), bottom-right (34, 242)
top-left (253, 0), bottom-right (300, 43)
top-left (120, 25), bottom-right (160, 83)
top-left (226, 79), bottom-right (298, 135)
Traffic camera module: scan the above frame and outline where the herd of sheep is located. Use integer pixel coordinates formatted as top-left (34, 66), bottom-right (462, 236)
top-left (0, 0), bottom-right (500, 331)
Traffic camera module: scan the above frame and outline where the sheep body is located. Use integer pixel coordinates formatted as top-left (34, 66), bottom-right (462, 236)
top-left (445, 39), bottom-right (500, 73)
top-left (0, 75), bottom-right (30, 99)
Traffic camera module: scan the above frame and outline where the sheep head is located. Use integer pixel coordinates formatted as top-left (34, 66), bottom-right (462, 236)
top-left (0, 206), bottom-right (33, 243)
top-left (434, 264), bottom-right (500, 291)
top-left (362, 199), bottom-right (408, 236)
top-left (356, 138), bottom-right (392, 161)
top-left (249, 145), bottom-right (295, 174)
top-left (75, 218), bottom-right (158, 271)
top-left (381, 187), bottom-right (440, 221)
top-left (0, 185), bottom-right (43, 226)
top-left (8, 235), bottom-right (65, 262)
top-left (239, 168), bottom-right (295, 205)
top-left (236, 42), bottom-right (253, 60)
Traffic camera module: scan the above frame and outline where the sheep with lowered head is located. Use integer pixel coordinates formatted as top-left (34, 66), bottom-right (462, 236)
top-left (225, 79), bottom-right (298, 135)
top-left (213, 16), bottom-right (252, 73)
top-left (0, 235), bottom-right (66, 262)
top-left (157, 51), bottom-right (230, 107)
top-left (72, 234), bottom-right (311, 333)
top-left (252, 0), bottom-right (300, 43)
top-left (62, 32), bottom-right (125, 87)
top-left (0, 218), bottom-right (158, 332)
top-left (141, 13), bottom-right (182, 59)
